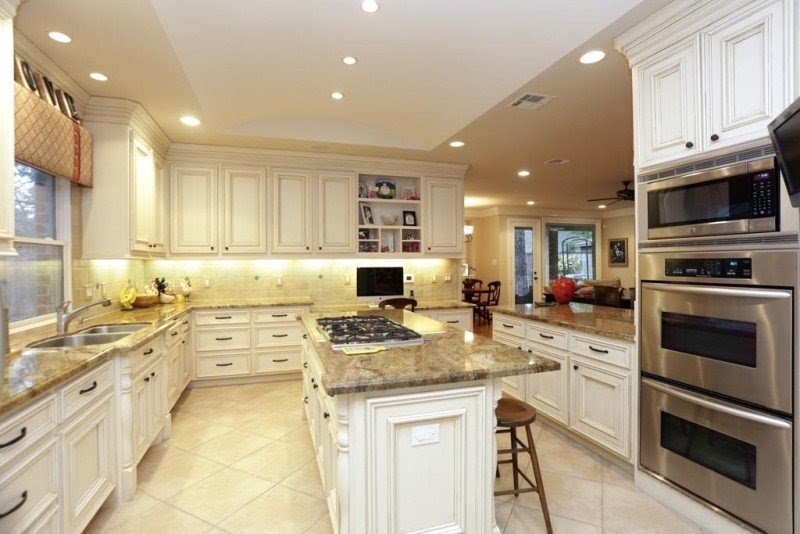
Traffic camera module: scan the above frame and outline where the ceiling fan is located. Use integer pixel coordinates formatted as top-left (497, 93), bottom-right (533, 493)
top-left (587, 180), bottom-right (635, 206)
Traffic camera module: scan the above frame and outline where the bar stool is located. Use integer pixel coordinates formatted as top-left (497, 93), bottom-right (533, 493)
top-left (495, 397), bottom-right (552, 534)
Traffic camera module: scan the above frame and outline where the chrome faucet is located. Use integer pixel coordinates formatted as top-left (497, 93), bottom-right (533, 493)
top-left (56, 298), bottom-right (112, 334)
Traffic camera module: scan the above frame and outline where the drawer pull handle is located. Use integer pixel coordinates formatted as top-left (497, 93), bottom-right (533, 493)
top-left (313, 383), bottom-right (319, 389)
top-left (144, 348), bottom-right (154, 355)
top-left (574, 365), bottom-right (579, 370)
top-left (172, 331), bottom-right (179, 337)
top-left (272, 314), bottom-right (288, 318)
top-left (183, 321), bottom-right (189, 325)
top-left (588, 345), bottom-right (609, 354)
top-left (151, 371), bottom-right (155, 377)
top-left (303, 396), bottom-right (309, 404)
top-left (79, 381), bottom-right (98, 395)
top-left (0, 491), bottom-right (27, 519)
top-left (272, 358), bottom-right (289, 363)
top-left (272, 334), bottom-right (289, 338)
top-left (216, 362), bottom-right (233, 367)
top-left (323, 412), bottom-right (330, 419)
top-left (0, 427), bottom-right (26, 448)
top-left (502, 323), bottom-right (514, 328)
top-left (215, 316), bottom-right (232, 320)
top-left (446, 320), bottom-right (459, 324)
top-left (303, 334), bottom-right (308, 339)
top-left (539, 333), bottom-right (554, 340)
top-left (303, 362), bottom-right (308, 368)
top-left (215, 337), bottom-right (233, 341)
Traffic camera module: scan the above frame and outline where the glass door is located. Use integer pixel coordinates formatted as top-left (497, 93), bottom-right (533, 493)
top-left (509, 219), bottom-right (540, 305)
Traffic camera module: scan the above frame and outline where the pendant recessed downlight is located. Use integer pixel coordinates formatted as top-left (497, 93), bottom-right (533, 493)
top-left (331, 92), bottom-right (344, 100)
top-left (89, 72), bottom-right (108, 82)
top-left (180, 116), bottom-right (201, 127)
top-left (526, 200), bottom-right (535, 206)
top-left (48, 31), bottom-right (72, 43)
top-left (360, 0), bottom-right (379, 13)
top-left (449, 140), bottom-right (465, 148)
top-left (517, 170), bottom-right (531, 178)
top-left (598, 204), bottom-right (607, 209)
top-left (342, 56), bottom-right (357, 65)
top-left (579, 50), bottom-right (606, 64)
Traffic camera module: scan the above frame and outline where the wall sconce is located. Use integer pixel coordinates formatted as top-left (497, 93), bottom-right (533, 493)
top-left (464, 225), bottom-right (474, 243)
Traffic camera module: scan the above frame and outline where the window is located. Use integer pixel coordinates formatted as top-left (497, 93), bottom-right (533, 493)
top-left (1, 163), bottom-right (70, 324)
top-left (544, 222), bottom-right (596, 282)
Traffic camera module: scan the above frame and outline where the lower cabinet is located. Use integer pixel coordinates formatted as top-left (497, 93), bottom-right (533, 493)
top-left (0, 438), bottom-right (59, 534)
top-left (527, 347), bottom-right (568, 425)
top-left (132, 358), bottom-right (165, 463)
top-left (416, 308), bottom-right (473, 332)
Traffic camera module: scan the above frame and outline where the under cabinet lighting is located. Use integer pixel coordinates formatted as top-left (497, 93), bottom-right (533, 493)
top-left (48, 31), bottom-right (71, 43)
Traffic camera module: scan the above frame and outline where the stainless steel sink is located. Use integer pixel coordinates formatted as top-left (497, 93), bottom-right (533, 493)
top-left (79, 323), bottom-right (149, 335)
top-left (28, 332), bottom-right (130, 349)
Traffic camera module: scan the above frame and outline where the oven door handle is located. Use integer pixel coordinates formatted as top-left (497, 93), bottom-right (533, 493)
top-left (642, 283), bottom-right (791, 300)
top-left (642, 378), bottom-right (792, 430)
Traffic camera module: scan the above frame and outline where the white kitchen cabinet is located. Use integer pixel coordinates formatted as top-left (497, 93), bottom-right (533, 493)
top-left (526, 346), bottom-right (568, 425)
top-left (151, 156), bottom-right (167, 254)
top-left (636, 38), bottom-right (702, 168)
top-left (61, 395), bottom-right (115, 533)
top-left (316, 171), bottom-right (356, 253)
top-left (0, 438), bottom-right (59, 534)
top-left (424, 177), bottom-right (463, 254)
top-left (166, 342), bottom-right (183, 410)
top-left (492, 329), bottom-right (526, 401)
top-left (222, 165), bottom-right (267, 254)
top-left (417, 309), bottom-right (473, 332)
top-left (170, 164), bottom-right (218, 254)
top-left (132, 372), bottom-right (150, 463)
top-left (569, 357), bottom-right (629, 458)
top-left (270, 169), bottom-right (313, 254)
top-left (132, 358), bottom-right (164, 463)
top-left (130, 135), bottom-right (156, 254)
top-left (704, 1), bottom-right (786, 151)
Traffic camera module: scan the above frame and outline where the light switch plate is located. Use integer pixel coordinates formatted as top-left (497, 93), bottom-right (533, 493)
top-left (411, 423), bottom-right (440, 446)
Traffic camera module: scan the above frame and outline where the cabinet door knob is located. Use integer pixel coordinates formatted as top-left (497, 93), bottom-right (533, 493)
top-left (685, 141), bottom-right (693, 148)
top-left (225, 246), bottom-right (229, 251)
top-left (306, 246), bottom-right (310, 250)
top-left (211, 246), bottom-right (215, 251)
top-left (319, 246), bottom-right (322, 250)
top-left (323, 412), bottom-right (330, 419)
top-left (151, 371), bottom-right (156, 377)
top-left (144, 376), bottom-right (150, 382)
top-left (710, 134), bottom-right (720, 142)
top-left (573, 365), bottom-right (578, 370)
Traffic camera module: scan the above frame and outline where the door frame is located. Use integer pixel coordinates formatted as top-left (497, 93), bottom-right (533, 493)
top-left (506, 218), bottom-right (542, 306)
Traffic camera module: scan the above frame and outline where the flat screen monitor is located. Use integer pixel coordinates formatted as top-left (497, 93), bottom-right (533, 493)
top-left (769, 96), bottom-right (800, 207)
top-left (356, 267), bottom-right (404, 301)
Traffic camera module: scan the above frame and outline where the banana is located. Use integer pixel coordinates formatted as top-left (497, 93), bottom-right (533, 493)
top-left (119, 286), bottom-right (137, 310)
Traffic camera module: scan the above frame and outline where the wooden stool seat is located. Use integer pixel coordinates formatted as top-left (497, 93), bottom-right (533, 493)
top-left (495, 397), bottom-right (552, 533)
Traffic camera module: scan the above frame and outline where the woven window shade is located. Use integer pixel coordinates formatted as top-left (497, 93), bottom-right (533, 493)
top-left (13, 82), bottom-right (93, 187)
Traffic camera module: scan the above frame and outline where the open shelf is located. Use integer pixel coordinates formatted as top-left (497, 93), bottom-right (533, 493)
top-left (357, 198), bottom-right (421, 204)
top-left (357, 173), bottom-right (422, 255)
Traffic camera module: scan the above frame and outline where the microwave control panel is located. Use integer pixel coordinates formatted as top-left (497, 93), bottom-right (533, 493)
top-left (665, 258), bottom-right (752, 278)
top-left (750, 170), bottom-right (777, 218)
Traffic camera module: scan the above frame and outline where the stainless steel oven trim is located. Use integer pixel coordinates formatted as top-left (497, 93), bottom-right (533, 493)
top-left (645, 161), bottom-right (751, 192)
top-left (647, 219), bottom-right (754, 240)
top-left (642, 378), bottom-right (791, 429)
top-left (649, 284), bottom-right (792, 300)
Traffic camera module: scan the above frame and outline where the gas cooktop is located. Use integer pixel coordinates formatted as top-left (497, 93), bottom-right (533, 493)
top-left (317, 316), bottom-right (423, 350)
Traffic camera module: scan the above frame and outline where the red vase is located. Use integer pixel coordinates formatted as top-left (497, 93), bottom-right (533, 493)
top-left (551, 278), bottom-right (576, 305)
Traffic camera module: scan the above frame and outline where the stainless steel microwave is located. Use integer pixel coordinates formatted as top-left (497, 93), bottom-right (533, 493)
top-left (646, 157), bottom-right (778, 240)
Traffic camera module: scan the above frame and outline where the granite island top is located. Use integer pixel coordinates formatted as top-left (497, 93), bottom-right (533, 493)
top-left (1, 297), bottom-right (476, 418)
top-left (492, 303), bottom-right (635, 342)
top-left (301, 310), bottom-right (560, 396)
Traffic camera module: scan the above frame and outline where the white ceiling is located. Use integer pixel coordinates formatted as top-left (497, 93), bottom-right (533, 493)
top-left (14, 0), bottom-right (670, 211)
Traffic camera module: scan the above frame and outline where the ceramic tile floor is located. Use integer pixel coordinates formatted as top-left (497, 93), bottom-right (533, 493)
top-left (86, 379), bottom-right (698, 534)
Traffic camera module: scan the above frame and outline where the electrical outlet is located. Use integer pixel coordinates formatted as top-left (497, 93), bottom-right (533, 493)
top-left (411, 424), bottom-right (440, 446)
top-left (276, 277), bottom-right (283, 287)
top-left (204, 278), bottom-right (210, 288)
top-left (444, 274), bottom-right (452, 283)
top-left (345, 275), bottom-right (351, 285)
top-left (84, 285), bottom-right (93, 300)
top-left (432, 274), bottom-right (437, 283)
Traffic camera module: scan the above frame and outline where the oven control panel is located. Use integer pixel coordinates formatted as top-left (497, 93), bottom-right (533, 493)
top-left (665, 258), bottom-right (752, 278)
top-left (749, 170), bottom-right (777, 218)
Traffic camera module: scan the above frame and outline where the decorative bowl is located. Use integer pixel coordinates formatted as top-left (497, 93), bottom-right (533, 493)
top-left (381, 215), bottom-right (399, 225)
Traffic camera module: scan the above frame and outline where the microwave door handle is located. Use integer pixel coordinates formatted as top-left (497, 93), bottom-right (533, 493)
top-left (642, 378), bottom-right (791, 430)
top-left (642, 283), bottom-right (791, 300)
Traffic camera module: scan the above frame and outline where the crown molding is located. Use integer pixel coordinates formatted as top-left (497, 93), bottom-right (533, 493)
top-left (602, 206), bottom-right (635, 219)
top-left (84, 96), bottom-right (171, 157)
top-left (0, 0), bottom-right (20, 19)
top-left (465, 205), bottom-right (603, 219)
top-left (13, 30), bottom-right (90, 115)
top-left (167, 143), bottom-right (470, 178)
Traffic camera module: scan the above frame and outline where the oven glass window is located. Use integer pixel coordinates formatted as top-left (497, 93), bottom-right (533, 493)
top-left (661, 411), bottom-right (756, 489)
top-left (648, 176), bottom-right (750, 228)
top-left (662, 312), bottom-right (756, 367)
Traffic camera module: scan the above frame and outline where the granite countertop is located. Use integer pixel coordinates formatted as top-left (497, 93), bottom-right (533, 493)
top-left (492, 303), bottom-right (635, 342)
top-left (301, 310), bottom-right (560, 396)
top-left (310, 300), bottom-right (473, 313)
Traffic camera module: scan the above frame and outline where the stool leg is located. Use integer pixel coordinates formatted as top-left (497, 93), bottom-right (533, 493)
top-left (510, 427), bottom-right (520, 492)
top-left (525, 424), bottom-right (552, 534)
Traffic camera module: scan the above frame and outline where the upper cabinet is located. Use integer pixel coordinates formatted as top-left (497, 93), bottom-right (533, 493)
top-left (130, 136), bottom-right (165, 255)
top-left (616, 0), bottom-right (794, 171)
top-left (316, 171), bottom-right (356, 253)
top-left (222, 165), bottom-right (267, 254)
top-left (170, 164), bottom-right (218, 254)
top-left (425, 176), bottom-right (463, 254)
top-left (269, 169), bottom-right (313, 254)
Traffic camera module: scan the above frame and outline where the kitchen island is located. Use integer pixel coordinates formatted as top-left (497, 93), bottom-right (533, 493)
top-left (300, 309), bottom-right (559, 534)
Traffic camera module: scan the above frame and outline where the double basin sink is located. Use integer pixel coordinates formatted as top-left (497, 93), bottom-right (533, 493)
top-left (28, 323), bottom-right (151, 349)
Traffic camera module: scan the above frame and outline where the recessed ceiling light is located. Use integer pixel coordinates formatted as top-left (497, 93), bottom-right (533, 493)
top-left (517, 170), bottom-right (531, 178)
top-left (48, 31), bottom-right (71, 43)
top-left (579, 50), bottom-right (606, 64)
top-left (526, 200), bottom-right (535, 206)
top-left (331, 92), bottom-right (344, 100)
top-left (179, 116), bottom-right (201, 127)
top-left (360, 0), bottom-right (379, 13)
top-left (342, 56), bottom-right (357, 65)
top-left (449, 140), bottom-right (465, 148)
top-left (598, 204), bottom-right (607, 209)
top-left (89, 72), bottom-right (108, 82)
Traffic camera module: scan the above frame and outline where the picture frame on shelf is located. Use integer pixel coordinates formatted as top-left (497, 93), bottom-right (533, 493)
top-left (607, 238), bottom-right (628, 267)
top-left (402, 210), bottom-right (417, 226)
top-left (360, 204), bottom-right (374, 225)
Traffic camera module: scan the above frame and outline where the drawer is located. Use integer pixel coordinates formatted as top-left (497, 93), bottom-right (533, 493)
top-left (253, 324), bottom-right (303, 347)
top-left (196, 327), bottom-right (251, 352)
top-left (526, 323), bottom-right (569, 351)
top-left (61, 362), bottom-right (113, 422)
top-left (255, 349), bottom-right (302, 374)
top-left (572, 334), bottom-right (630, 369)
top-left (0, 439), bottom-right (59, 534)
top-left (131, 338), bottom-right (164, 375)
top-left (435, 311), bottom-right (471, 331)
top-left (492, 331), bottom-right (525, 350)
top-left (166, 322), bottom-right (187, 347)
top-left (253, 308), bottom-right (307, 323)
top-left (194, 310), bottom-right (250, 326)
top-left (195, 353), bottom-right (252, 378)
top-left (493, 315), bottom-right (525, 339)
top-left (0, 396), bottom-right (57, 469)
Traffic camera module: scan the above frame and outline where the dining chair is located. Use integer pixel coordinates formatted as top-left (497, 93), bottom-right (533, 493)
top-left (484, 281), bottom-right (501, 322)
top-left (378, 298), bottom-right (417, 311)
